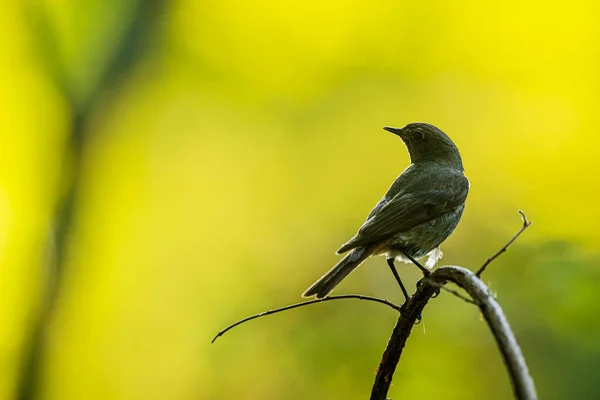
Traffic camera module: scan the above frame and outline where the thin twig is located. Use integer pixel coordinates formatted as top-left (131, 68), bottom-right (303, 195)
top-left (440, 285), bottom-right (477, 305)
top-left (212, 294), bottom-right (401, 343)
top-left (425, 280), bottom-right (477, 305)
top-left (476, 210), bottom-right (532, 277)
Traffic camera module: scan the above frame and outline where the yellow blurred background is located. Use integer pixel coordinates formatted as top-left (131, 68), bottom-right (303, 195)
top-left (1, 0), bottom-right (600, 399)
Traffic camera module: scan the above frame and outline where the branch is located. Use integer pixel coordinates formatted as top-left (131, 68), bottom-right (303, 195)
top-left (213, 211), bottom-right (534, 399)
top-left (16, 3), bottom-right (167, 399)
top-left (371, 266), bottom-right (537, 400)
top-left (212, 294), bottom-right (401, 343)
top-left (476, 211), bottom-right (532, 277)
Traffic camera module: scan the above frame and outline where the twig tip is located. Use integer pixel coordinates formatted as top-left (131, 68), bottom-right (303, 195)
top-left (518, 210), bottom-right (532, 227)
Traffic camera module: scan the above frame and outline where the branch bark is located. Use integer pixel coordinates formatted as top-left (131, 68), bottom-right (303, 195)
top-left (371, 266), bottom-right (537, 400)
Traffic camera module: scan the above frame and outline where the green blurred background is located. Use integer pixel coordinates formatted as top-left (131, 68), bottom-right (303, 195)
top-left (2, 0), bottom-right (600, 399)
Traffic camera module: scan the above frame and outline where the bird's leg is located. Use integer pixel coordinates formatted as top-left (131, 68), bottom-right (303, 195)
top-left (400, 251), bottom-right (440, 298)
top-left (386, 258), bottom-right (422, 323)
top-left (398, 250), bottom-right (430, 276)
top-left (386, 257), bottom-right (410, 302)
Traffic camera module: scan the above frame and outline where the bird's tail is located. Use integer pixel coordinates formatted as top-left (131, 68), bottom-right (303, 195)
top-left (302, 247), bottom-right (371, 298)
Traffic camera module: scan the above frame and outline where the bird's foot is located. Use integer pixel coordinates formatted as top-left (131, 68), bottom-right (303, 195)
top-left (417, 277), bottom-right (440, 297)
top-left (415, 313), bottom-right (423, 324)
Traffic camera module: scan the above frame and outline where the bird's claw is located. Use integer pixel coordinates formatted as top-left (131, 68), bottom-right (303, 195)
top-left (417, 278), bottom-right (439, 299)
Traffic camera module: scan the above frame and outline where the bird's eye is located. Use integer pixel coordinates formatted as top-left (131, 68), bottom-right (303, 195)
top-left (412, 131), bottom-right (424, 141)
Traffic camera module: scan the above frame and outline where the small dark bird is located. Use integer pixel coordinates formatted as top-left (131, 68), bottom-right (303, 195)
top-left (303, 123), bottom-right (469, 300)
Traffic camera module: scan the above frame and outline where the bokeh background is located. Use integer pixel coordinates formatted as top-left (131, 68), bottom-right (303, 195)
top-left (2, 0), bottom-right (600, 399)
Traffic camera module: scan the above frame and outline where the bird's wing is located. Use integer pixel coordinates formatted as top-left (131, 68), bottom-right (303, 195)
top-left (365, 197), bottom-right (389, 221)
top-left (364, 165), bottom-right (416, 221)
top-left (337, 174), bottom-right (469, 253)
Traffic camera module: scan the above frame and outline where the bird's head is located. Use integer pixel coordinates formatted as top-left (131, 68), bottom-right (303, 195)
top-left (383, 123), bottom-right (463, 170)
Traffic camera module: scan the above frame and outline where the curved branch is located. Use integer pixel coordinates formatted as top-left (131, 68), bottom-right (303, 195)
top-left (371, 266), bottom-right (537, 400)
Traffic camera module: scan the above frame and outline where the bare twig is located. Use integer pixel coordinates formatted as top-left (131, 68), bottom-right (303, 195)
top-left (476, 210), bottom-right (532, 277)
top-left (371, 266), bottom-right (537, 400)
top-left (434, 282), bottom-right (477, 305)
top-left (212, 294), bottom-right (401, 343)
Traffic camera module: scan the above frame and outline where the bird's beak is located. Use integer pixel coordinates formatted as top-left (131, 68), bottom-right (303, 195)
top-left (383, 126), bottom-right (404, 137)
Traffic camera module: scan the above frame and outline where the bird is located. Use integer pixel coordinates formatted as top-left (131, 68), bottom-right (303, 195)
top-left (302, 123), bottom-right (469, 301)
